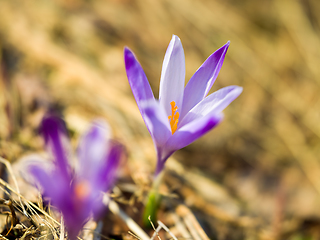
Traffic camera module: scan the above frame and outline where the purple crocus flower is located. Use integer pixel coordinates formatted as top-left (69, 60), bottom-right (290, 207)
top-left (29, 116), bottom-right (122, 240)
top-left (124, 35), bottom-right (242, 176)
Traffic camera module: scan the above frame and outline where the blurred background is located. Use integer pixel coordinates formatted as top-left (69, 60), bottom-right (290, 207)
top-left (1, 0), bottom-right (320, 239)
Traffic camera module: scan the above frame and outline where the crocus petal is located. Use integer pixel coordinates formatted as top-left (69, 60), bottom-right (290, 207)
top-left (29, 165), bottom-right (56, 197)
top-left (77, 120), bottom-right (110, 182)
top-left (140, 99), bottom-right (172, 148)
top-left (31, 165), bottom-right (87, 240)
top-left (165, 113), bottom-right (223, 152)
top-left (181, 42), bottom-right (230, 119)
top-left (62, 205), bottom-right (86, 240)
top-left (29, 165), bottom-right (72, 209)
top-left (19, 155), bottom-right (55, 187)
top-left (124, 47), bottom-right (155, 120)
top-left (159, 35), bottom-right (185, 117)
top-left (97, 142), bottom-right (123, 191)
top-left (41, 116), bottom-right (70, 180)
top-left (180, 86), bottom-right (243, 126)
top-left (82, 142), bottom-right (123, 220)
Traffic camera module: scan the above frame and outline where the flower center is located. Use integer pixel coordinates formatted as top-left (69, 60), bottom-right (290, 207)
top-left (74, 180), bottom-right (91, 200)
top-left (168, 101), bottom-right (179, 134)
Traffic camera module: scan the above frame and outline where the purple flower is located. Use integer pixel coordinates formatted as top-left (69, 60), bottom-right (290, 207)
top-left (29, 116), bottom-right (122, 240)
top-left (124, 35), bottom-right (242, 176)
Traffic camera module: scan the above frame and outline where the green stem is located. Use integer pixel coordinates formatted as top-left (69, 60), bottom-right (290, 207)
top-left (143, 171), bottom-right (164, 228)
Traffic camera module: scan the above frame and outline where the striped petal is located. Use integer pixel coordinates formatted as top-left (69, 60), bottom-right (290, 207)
top-left (159, 35), bottom-right (185, 117)
top-left (77, 120), bottom-right (110, 182)
top-left (140, 99), bottom-right (172, 149)
top-left (180, 86), bottom-right (242, 126)
top-left (166, 113), bottom-right (223, 152)
top-left (181, 42), bottom-right (230, 119)
top-left (124, 47), bottom-right (155, 133)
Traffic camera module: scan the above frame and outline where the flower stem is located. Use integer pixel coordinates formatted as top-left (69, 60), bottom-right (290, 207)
top-left (154, 159), bottom-right (165, 177)
top-left (143, 171), bottom-right (164, 228)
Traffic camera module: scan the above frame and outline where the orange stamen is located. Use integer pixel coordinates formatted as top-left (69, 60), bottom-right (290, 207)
top-left (168, 101), bottom-right (179, 134)
top-left (74, 181), bottom-right (90, 200)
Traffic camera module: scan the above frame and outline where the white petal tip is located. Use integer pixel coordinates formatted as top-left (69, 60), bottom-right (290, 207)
top-left (235, 86), bottom-right (243, 94)
top-left (171, 34), bottom-right (181, 43)
top-left (227, 85), bottom-right (243, 98)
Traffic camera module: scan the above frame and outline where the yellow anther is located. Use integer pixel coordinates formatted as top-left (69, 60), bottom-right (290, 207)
top-left (168, 101), bottom-right (179, 134)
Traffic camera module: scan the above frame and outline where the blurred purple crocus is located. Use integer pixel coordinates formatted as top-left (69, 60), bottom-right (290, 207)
top-left (29, 116), bottom-right (122, 240)
top-left (124, 35), bottom-right (242, 176)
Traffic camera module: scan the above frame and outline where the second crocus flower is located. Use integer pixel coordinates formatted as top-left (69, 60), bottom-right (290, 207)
top-left (29, 116), bottom-right (123, 240)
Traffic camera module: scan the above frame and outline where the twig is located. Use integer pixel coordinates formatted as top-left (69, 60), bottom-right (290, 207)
top-left (168, 213), bottom-right (191, 239)
top-left (103, 194), bottom-right (150, 240)
top-left (3, 200), bottom-right (19, 236)
top-left (128, 231), bottom-right (141, 240)
top-left (0, 233), bottom-right (9, 240)
top-left (149, 216), bottom-right (161, 240)
top-left (0, 178), bottom-right (59, 225)
top-left (176, 205), bottom-right (209, 240)
top-left (157, 221), bottom-right (178, 240)
top-left (0, 157), bottom-right (27, 217)
top-left (0, 162), bottom-right (59, 235)
top-left (150, 225), bottom-right (162, 240)
top-left (183, 217), bottom-right (201, 240)
top-left (60, 216), bottom-right (64, 240)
